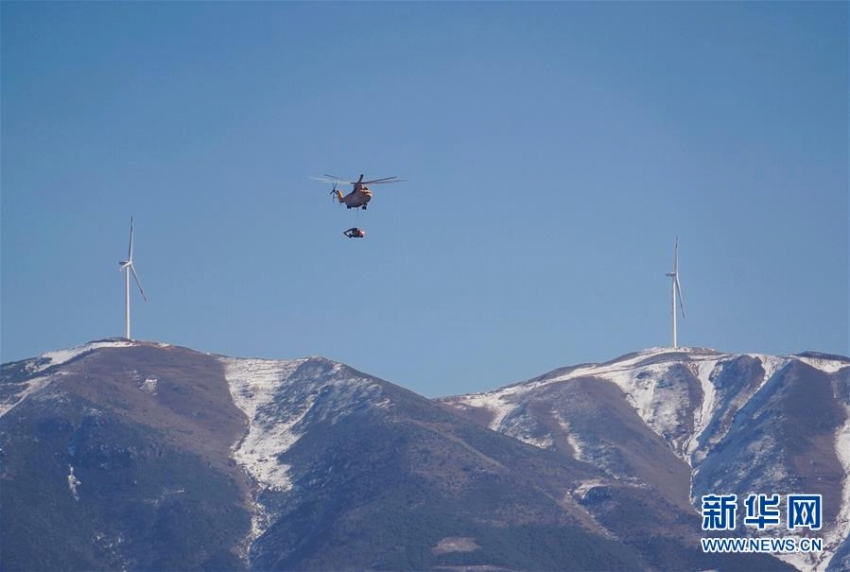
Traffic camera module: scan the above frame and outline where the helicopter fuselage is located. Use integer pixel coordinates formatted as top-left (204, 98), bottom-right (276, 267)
top-left (336, 187), bottom-right (372, 209)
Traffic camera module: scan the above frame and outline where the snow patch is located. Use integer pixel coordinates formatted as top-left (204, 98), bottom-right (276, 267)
top-left (515, 433), bottom-right (554, 449)
top-left (688, 355), bottom-right (791, 469)
top-left (244, 500), bottom-right (271, 554)
top-left (547, 352), bottom-right (663, 386)
top-left (605, 363), bottom-right (685, 443)
top-left (686, 359), bottom-right (721, 460)
top-left (2, 341), bottom-right (138, 418)
top-left (571, 479), bottom-right (607, 501)
top-left (1, 375), bottom-right (54, 418)
top-left (222, 357), bottom-right (309, 492)
top-left (599, 355), bottom-right (726, 457)
top-left (67, 465), bottom-right (81, 501)
top-left (453, 388), bottom-right (522, 432)
top-left (757, 354), bottom-right (789, 387)
top-left (445, 351), bottom-right (698, 434)
top-left (797, 356), bottom-right (850, 375)
top-left (36, 340), bottom-right (135, 374)
top-left (432, 537), bottom-right (480, 555)
top-left (139, 378), bottom-right (158, 395)
top-left (222, 356), bottom-right (311, 548)
top-left (450, 350), bottom-right (727, 459)
top-left (222, 355), bottom-right (389, 551)
top-left (554, 411), bottom-right (585, 460)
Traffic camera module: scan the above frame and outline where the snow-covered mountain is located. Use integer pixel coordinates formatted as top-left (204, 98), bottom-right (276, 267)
top-left (440, 347), bottom-right (850, 572)
top-left (2, 340), bottom-right (844, 571)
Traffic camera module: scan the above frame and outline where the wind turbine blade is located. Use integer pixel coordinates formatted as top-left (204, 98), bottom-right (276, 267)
top-left (675, 275), bottom-right (685, 317)
top-left (673, 235), bottom-right (678, 274)
top-left (130, 264), bottom-right (147, 301)
top-left (128, 217), bottom-right (135, 260)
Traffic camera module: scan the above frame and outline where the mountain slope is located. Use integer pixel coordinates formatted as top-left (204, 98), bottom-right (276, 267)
top-left (1, 341), bottom-right (812, 571)
top-left (1, 341), bottom-right (252, 570)
top-left (440, 347), bottom-right (850, 572)
top-left (221, 354), bottom-right (641, 570)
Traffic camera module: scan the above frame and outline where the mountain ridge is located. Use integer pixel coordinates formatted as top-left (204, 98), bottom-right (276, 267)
top-left (439, 346), bottom-right (850, 572)
top-left (2, 339), bottom-right (846, 571)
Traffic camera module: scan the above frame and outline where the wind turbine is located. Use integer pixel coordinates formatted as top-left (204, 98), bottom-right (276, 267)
top-left (665, 236), bottom-right (685, 348)
top-left (118, 216), bottom-right (147, 339)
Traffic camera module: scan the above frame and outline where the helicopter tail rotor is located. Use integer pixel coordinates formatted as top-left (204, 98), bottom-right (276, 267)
top-left (329, 182), bottom-right (344, 204)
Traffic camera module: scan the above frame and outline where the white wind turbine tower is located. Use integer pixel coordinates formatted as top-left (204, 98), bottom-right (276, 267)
top-left (118, 216), bottom-right (147, 340)
top-left (665, 236), bottom-right (685, 348)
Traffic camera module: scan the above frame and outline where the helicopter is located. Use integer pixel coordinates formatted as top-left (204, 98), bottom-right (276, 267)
top-left (311, 174), bottom-right (405, 210)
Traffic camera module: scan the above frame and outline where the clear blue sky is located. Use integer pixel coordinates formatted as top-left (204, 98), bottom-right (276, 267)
top-left (2, 2), bottom-right (847, 397)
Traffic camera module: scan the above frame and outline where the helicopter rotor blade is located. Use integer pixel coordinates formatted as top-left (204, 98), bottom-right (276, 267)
top-left (363, 176), bottom-right (406, 185)
top-left (311, 174), bottom-right (406, 185)
top-left (310, 175), bottom-right (354, 185)
top-left (323, 174), bottom-right (355, 184)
